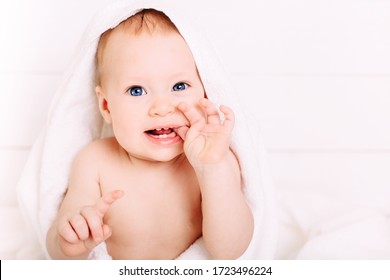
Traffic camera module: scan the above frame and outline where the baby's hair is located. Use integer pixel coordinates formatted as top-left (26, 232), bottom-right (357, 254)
top-left (95, 9), bottom-right (180, 85)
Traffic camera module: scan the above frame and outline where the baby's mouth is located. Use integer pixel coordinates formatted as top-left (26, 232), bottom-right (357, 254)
top-left (145, 127), bottom-right (178, 139)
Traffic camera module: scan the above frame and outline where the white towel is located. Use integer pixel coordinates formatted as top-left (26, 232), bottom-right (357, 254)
top-left (17, 0), bottom-right (277, 259)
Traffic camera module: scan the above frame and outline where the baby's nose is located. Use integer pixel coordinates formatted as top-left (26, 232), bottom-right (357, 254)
top-left (148, 98), bottom-right (175, 117)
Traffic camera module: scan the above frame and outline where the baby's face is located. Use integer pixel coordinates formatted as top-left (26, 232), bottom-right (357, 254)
top-left (96, 30), bottom-right (205, 162)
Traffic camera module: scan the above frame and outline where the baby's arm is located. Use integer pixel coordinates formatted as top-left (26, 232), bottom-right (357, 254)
top-left (177, 99), bottom-right (254, 259)
top-left (46, 143), bottom-right (123, 259)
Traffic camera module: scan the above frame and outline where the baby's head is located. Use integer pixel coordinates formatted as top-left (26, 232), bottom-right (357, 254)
top-left (94, 9), bottom-right (205, 162)
top-left (95, 9), bottom-right (180, 85)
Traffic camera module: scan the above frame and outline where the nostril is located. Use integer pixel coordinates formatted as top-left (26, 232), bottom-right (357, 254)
top-left (149, 101), bottom-right (175, 117)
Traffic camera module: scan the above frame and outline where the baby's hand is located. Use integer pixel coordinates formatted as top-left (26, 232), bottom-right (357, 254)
top-left (177, 98), bottom-right (234, 168)
top-left (56, 190), bottom-right (124, 257)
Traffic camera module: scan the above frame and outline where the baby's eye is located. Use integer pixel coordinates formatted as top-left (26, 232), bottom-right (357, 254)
top-left (127, 86), bottom-right (146, 96)
top-left (172, 82), bottom-right (189, 92)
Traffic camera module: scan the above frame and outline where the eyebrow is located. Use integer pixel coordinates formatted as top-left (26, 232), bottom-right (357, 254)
top-left (168, 69), bottom-right (199, 79)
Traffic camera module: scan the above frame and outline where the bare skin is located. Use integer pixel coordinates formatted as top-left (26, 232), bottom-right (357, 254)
top-left (46, 23), bottom-right (254, 260)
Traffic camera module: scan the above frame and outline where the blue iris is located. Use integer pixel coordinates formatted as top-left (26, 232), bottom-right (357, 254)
top-left (128, 86), bottom-right (145, 96)
top-left (172, 82), bottom-right (188, 91)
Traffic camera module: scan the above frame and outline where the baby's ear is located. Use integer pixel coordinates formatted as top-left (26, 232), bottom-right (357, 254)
top-left (95, 86), bottom-right (112, 124)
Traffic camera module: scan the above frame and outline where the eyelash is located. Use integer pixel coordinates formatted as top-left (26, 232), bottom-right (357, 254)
top-left (127, 86), bottom-right (146, 96)
top-left (126, 82), bottom-right (190, 96)
top-left (172, 82), bottom-right (189, 92)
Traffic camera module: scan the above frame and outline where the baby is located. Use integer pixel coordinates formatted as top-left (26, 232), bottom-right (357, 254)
top-left (46, 9), bottom-right (253, 260)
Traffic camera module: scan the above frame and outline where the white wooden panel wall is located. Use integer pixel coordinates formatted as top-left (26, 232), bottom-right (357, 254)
top-left (1, 0), bottom-right (390, 259)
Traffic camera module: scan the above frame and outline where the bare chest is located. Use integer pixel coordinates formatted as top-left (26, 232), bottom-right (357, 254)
top-left (99, 164), bottom-right (202, 259)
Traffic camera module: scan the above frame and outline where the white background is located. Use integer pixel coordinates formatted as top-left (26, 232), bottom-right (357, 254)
top-left (1, 0), bottom-right (390, 259)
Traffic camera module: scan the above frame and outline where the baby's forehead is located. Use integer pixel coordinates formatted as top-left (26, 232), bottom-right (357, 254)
top-left (95, 9), bottom-right (183, 84)
top-left (96, 9), bottom-right (181, 70)
top-left (100, 25), bottom-right (186, 68)
top-left (95, 18), bottom-right (200, 86)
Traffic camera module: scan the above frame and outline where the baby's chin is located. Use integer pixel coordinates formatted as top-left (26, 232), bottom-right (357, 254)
top-left (125, 148), bottom-right (186, 164)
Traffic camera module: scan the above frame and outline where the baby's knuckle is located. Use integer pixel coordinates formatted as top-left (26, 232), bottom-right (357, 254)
top-left (80, 206), bottom-right (98, 217)
top-left (80, 207), bottom-right (89, 216)
top-left (70, 215), bottom-right (85, 228)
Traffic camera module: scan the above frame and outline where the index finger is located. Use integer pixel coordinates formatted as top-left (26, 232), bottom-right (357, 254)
top-left (95, 190), bottom-right (124, 217)
top-left (177, 101), bottom-right (205, 129)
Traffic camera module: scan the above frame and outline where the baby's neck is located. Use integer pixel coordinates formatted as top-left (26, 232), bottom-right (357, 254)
top-left (125, 150), bottom-right (188, 172)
